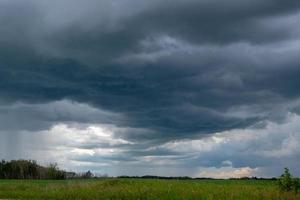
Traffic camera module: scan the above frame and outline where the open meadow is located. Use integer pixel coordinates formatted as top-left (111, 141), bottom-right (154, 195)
top-left (0, 178), bottom-right (299, 200)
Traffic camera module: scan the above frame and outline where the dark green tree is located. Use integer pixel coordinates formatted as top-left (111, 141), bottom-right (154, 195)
top-left (278, 168), bottom-right (293, 191)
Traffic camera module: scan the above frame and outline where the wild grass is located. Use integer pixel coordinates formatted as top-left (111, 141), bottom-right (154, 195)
top-left (0, 178), bottom-right (299, 200)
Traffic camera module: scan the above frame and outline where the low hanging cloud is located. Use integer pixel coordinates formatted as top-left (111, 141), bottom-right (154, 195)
top-left (1, 0), bottom-right (300, 177)
top-left (1, 103), bottom-right (300, 177)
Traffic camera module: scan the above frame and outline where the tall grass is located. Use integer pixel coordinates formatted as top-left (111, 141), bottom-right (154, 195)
top-left (0, 179), bottom-right (299, 200)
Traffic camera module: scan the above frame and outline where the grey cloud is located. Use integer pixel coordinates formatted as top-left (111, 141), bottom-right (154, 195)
top-left (1, 0), bottom-right (300, 177)
top-left (0, 100), bottom-right (123, 131)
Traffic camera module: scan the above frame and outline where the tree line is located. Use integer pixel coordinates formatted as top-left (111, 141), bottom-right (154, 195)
top-left (0, 159), bottom-right (101, 180)
top-left (0, 160), bottom-right (66, 179)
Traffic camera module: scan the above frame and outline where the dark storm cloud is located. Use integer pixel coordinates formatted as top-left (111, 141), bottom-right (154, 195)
top-left (124, 0), bottom-right (300, 45)
top-left (1, 0), bottom-right (300, 144)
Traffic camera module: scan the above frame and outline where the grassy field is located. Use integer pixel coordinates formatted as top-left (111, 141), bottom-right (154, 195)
top-left (0, 178), bottom-right (299, 200)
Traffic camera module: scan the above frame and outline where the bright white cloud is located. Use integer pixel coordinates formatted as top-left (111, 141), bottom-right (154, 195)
top-left (45, 123), bottom-right (133, 147)
top-left (197, 167), bottom-right (258, 179)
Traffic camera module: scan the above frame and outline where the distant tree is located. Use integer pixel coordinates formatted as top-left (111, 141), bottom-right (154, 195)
top-left (28, 160), bottom-right (39, 179)
top-left (82, 170), bottom-right (93, 179)
top-left (0, 160), bottom-right (5, 178)
top-left (47, 163), bottom-right (66, 180)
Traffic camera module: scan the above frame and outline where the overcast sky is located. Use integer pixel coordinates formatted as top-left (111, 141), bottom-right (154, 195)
top-left (1, 0), bottom-right (300, 178)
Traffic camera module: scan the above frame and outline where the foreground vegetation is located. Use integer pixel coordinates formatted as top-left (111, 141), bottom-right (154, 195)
top-left (0, 178), bottom-right (299, 200)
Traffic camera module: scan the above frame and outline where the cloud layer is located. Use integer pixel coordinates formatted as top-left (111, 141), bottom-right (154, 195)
top-left (1, 0), bottom-right (300, 177)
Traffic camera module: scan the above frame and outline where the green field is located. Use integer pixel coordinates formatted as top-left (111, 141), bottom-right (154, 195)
top-left (0, 179), bottom-right (299, 200)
